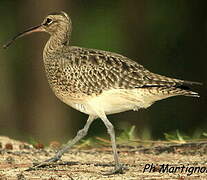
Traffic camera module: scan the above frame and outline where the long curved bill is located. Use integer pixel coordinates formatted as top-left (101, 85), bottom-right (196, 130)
top-left (3, 25), bottom-right (45, 49)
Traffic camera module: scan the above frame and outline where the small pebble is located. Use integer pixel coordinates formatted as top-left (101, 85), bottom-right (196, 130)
top-left (5, 143), bottom-right (13, 150)
top-left (33, 143), bottom-right (44, 149)
top-left (49, 141), bottom-right (61, 149)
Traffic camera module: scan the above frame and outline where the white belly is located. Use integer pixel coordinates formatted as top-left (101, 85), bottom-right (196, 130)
top-left (62, 88), bottom-right (163, 116)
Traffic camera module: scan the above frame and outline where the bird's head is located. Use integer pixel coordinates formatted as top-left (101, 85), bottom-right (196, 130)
top-left (3, 11), bottom-right (72, 48)
top-left (41, 11), bottom-right (71, 35)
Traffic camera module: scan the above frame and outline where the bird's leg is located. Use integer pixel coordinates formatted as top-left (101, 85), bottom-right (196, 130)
top-left (99, 114), bottom-right (124, 175)
top-left (29, 115), bottom-right (95, 170)
top-left (47, 115), bottom-right (95, 162)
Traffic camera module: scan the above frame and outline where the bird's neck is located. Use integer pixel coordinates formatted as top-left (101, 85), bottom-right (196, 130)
top-left (44, 27), bottom-right (71, 57)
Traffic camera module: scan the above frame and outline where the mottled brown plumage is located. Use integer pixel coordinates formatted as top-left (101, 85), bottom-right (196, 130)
top-left (45, 45), bottom-right (200, 98)
top-left (3, 11), bottom-right (201, 174)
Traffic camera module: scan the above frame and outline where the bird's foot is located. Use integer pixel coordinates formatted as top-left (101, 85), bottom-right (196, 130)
top-left (26, 155), bottom-right (61, 171)
top-left (102, 164), bottom-right (126, 175)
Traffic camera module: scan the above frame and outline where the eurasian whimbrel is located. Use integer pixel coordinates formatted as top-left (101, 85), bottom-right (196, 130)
top-left (3, 11), bottom-right (201, 174)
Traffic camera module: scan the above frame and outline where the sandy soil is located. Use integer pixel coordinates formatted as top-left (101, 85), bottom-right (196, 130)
top-left (0, 136), bottom-right (206, 180)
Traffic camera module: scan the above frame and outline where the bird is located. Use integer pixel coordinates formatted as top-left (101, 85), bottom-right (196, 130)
top-left (3, 11), bottom-right (201, 174)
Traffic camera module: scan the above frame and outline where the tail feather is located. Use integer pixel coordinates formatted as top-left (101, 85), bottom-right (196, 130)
top-left (144, 72), bottom-right (202, 98)
top-left (180, 89), bottom-right (200, 98)
top-left (173, 80), bottom-right (201, 98)
top-left (148, 72), bottom-right (203, 87)
top-left (155, 87), bottom-right (200, 98)
top-left (181, 80), bottom-right (203, 86)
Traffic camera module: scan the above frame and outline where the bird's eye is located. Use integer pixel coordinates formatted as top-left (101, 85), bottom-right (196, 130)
top-left (44, 18), bottom-right (53, 25)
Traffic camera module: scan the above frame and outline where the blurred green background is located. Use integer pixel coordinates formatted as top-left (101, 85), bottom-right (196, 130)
top-left (0, 0), bottom-right (206, 144)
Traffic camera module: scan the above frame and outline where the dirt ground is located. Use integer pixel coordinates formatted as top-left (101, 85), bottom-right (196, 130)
top-left (0, 136), bottom-right (206, 180)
